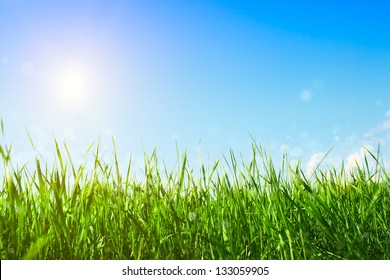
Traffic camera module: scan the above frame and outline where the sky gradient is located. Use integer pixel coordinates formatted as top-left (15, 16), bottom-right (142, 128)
top-left (1, 0), bottom-right (390, 174)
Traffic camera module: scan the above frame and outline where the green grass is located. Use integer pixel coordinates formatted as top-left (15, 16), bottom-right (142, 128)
top-left (1, 124), bottom-right (390, 260)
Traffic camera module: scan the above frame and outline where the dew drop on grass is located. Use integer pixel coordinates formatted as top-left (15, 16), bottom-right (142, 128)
top-left (188, 212), bottom-right (196, 221)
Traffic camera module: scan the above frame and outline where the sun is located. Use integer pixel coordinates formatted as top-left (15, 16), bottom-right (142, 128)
top-left (51, 61), bottom-right (94, 108)
top-left (61, 70), bottom-right (86, 101)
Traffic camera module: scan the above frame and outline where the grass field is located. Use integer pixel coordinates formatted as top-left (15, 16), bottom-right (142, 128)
top-left (1, 121), bottom-right (390, 260)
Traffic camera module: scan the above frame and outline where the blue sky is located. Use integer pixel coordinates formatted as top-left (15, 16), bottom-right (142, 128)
top-left (1, 0), bottom-right (390, 174)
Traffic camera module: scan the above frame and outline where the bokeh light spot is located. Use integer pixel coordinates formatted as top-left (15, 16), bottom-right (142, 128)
top-left (300, 90), bottom-right (312, 101)
top-left (21, 62), bottom-right (34, 76)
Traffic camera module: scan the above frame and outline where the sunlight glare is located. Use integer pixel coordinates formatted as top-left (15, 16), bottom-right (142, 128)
top-left (52, 61), bottom-right (94, 109)
top-left (60, 68), bottom-right (87, 103)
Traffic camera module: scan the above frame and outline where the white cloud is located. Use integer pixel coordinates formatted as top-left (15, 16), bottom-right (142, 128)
top-left (300, 90), bottom-right (312, 101)
top-left (305, 145), bottom-right (384, 180)
top-left (306, 152), bottom-right (326, 177)
top-left (345, 145), bottom-right (375, 174)
top-left (345, 150), bottom-right (365, 174)
top-left (363, 120), bottom-right (390, 138)
top-left (363, 110), bottom-right (390, 146)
